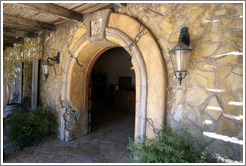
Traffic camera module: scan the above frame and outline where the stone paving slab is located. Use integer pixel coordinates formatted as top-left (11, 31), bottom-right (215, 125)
top-left (3, 108), bottom-right (135, 163)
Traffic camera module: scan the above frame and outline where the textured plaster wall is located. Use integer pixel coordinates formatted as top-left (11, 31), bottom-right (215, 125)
top-left (115, 3), bottom-right (243, 160)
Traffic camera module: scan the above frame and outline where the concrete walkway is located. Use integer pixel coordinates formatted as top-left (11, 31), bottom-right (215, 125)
top-left (3, 103), bottom-right (135, 163)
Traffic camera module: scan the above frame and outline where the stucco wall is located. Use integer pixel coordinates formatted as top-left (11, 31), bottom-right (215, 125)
top-left (2, 3), bottom-right (243, 161)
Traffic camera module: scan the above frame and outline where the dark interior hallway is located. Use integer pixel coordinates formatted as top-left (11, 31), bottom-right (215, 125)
top-left (91, 101), bottom-right (135, 134)
top-left (89, 47), bottom-right (136, 134)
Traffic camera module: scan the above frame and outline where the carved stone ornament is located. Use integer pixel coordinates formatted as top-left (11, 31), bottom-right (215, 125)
top-left (91, 18), bottom-right (102, 36)
top-left (85, 9), bottom-right (112, 44)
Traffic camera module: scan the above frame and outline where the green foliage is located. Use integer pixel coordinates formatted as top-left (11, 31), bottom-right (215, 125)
top-left (127, 127), bottom-right (215, 163)
top-left (5, 107), bottom-right (57, 150)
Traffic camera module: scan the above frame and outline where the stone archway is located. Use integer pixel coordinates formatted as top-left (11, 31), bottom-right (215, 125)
top-left (60, 11), bottom-right (167, 142)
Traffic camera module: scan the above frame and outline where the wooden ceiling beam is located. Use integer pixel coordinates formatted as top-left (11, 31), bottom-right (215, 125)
top-left (4, 28), bottom-right (37, 38)
top-left (3, 14), bottom-right (55, 31)
top-left (17, 3), bottom-right (84, 22)
top-left (3, 43), bottom-right (14, 48)
top-left (114, 3), bottom-right (127, 8)
top-left (3, 36), bottom-right (24, 44)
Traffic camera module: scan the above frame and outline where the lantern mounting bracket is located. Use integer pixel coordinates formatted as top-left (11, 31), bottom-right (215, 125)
top-left (178, 27), bottom-right (190, 46)
top-left (41, 51), bottom-right (60, 81)
top-left (47, 51), bottom-right (60, 65)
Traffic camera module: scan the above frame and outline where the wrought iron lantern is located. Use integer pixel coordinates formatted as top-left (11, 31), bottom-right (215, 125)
top-left (41, 61), bottom-right (49, 80)
top-left (169, 27), bottom-right (192, 85)
top-left (41, 52), bottom-right (60, 80)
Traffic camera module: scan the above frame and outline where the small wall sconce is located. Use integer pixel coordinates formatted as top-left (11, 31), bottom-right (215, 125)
top-left (41, 61), bottom-right (49, 80)
top-left (41, 51), bottom-right (60, 80)
top-left (169, 27), bottom-right (192, 85)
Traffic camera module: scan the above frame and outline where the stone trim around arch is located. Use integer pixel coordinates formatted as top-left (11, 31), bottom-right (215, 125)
top-left (105, 27), bottom-right (147, 138)
top-left (60, 13), bottom-right (167, 142)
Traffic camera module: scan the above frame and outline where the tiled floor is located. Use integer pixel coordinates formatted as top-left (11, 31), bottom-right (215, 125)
top-left (3, 102), bottom-right (135, 163)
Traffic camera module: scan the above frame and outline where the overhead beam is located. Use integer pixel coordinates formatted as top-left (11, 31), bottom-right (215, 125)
top-left (3, 43), bottom-right (14, 48)
top-left (4, 28), bottom-right (37, 38)
top-left (17, 3), bottom-right (84, 22)
top-left (3, 36), bottom-right (24, 44)
top-left (114, 3), bottom-right (127, 8)
top-left (3, 14), bottom-right (55, 31)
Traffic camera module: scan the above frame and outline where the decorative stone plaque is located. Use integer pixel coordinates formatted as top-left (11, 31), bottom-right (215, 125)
top-left (91, 18), bottom-right (102, 36)
top-left (85, 9), bottom-right (112, 44)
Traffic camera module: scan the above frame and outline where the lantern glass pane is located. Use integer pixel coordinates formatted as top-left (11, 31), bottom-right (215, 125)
top-left (42, 64), bottom-right (48, 75)
top-left (170, 49), bottom-right (191, 71)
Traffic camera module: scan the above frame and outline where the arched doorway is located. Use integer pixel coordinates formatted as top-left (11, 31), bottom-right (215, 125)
top-left (87, 47), bottom-right (135, 141)
top-left (85, 45), bottom-right (141, 137)
top-left (60, 12), bottom-right (167, 142)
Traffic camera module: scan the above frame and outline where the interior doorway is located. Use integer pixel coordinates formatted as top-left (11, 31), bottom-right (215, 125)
top-left (88, 47), bottom-right (135, 140)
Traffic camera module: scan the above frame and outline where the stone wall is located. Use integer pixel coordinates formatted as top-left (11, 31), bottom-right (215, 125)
top-left (116, 3), bottom-right (243, 160)
top-left (3, 37), bottom-right (42, 103)
top-left (3, 44), bottom-right (23, 85)
top-left (3, 3), bottom-right (243, 161)
top-left (22, 62), bottom-right (32, 107)
top-left (38, 21), bottom-right (82, 119)
top-left (3, 21), bottom-right (82, 119)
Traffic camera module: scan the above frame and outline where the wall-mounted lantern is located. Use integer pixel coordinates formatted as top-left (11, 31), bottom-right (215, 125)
top-left (41, 52), bottom-right (60, 80)
top-left (169, 27), bottom-right (192, 86)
